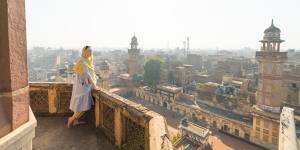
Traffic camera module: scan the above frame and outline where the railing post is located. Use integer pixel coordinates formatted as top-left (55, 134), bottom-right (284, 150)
top-left (114, 107), bottom-right (122, 148)
top-left (48, 87), bottom-right (57, 113)
top-left (95, 95), bottom-right (103, 128)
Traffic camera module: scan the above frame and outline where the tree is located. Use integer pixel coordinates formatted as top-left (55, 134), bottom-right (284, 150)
top-left (132, 73), bottom-right (143, 82)
top-left (143, 56), bottom-right (163, 86)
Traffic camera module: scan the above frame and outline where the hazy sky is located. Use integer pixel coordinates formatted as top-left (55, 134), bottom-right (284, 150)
top-left (25, 0), bottom-right (300, 50)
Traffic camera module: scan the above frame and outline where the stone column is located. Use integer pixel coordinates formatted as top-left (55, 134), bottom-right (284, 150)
top-left (114, 107), bottom-right (122, 148)
top-left (0, 0), bottom-right (29, 138)
top-left (95, 97), bottom-right (103, 128)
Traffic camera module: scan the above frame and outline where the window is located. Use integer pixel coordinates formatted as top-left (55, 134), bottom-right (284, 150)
top-left (244, 133), bottom-right (250, 140)
top-left (263, 129), bottom-right (269, 142)
top-left (263, 129), bottom-right (269, 134)
top-left (272, 131), bottom-right (278, 145)
top-left (256, 118), bottom-right (261, 126)
top-left (234, 129), bottom-right (239, 136)
top-left (213, 121), bottom-right (217, 127)
top-left (202, 117), bottom-right (206, 122)
top-left (292, 83), bottom-right (297, 89)
top-left (255, 127), bottom-right (260, 139)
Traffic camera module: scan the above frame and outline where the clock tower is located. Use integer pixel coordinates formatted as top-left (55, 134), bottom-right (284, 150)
top-left (128, 35), bottom-right (141, 76)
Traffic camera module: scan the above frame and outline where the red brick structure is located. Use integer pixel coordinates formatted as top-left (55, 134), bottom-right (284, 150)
top-left (0, 0), bottom-right (29, 137)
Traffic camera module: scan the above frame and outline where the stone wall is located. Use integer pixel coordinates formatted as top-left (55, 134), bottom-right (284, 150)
top-left (29, 82), bottom-right (173, 150)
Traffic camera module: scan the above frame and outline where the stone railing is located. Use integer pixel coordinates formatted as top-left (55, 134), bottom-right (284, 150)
top-left (29, 82), bottom-right (73, 115)
top-left (29, 82), bottom-right (173, 150)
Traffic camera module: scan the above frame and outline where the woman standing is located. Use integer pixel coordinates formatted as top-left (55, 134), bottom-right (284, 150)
top-left (67, 46), bottom-right (99, 128)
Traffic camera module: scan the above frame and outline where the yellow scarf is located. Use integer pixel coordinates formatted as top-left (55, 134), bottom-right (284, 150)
top-left (73, 56), bottom-right (97, 84)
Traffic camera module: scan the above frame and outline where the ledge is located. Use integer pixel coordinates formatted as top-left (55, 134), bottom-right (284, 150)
top-left (0, 107), bottom-right (37, 150)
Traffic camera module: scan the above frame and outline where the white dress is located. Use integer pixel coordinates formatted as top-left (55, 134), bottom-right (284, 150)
top-left (69, 72), bottom-right (94, 112)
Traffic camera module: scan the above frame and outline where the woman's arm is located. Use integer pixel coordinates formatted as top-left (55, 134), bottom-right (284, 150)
top-left (84, 72), bottom-right (100, 90)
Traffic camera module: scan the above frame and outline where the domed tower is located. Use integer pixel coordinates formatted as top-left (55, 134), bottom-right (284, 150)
top-left (128, 35), bottom-right (141, 76)
top-left (251, 20), bottom-right (287, 149)
top-left (130, 35), bottom-right (138, 49)
top-left (99, 60), bottom-right (110, 90)
top-left (256, 20), bottom-right (287, 112)
top-left (260, 19), bottom-right (284, 52)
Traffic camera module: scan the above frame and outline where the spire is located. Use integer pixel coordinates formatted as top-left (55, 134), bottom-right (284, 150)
top-left (264, 19), bottom-right (281, 33)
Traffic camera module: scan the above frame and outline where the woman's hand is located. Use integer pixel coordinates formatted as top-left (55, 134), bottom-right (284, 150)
top-left (94, 86), bottom-right (101, 91)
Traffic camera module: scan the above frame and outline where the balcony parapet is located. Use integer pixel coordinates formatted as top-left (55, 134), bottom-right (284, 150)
top-left (29, 82), bottom-right (173, 150)
top-left (255, 51), bottom-right (287, 62)
top-left (29, 82), bottom-right (73, 115)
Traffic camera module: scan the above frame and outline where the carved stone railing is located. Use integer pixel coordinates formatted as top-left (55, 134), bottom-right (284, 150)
top-left (29, 82), bottom-right (173, 150)
top-left (29, 82), bottom-right (73, 115)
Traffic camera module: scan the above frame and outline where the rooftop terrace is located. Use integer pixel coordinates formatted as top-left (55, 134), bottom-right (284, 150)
top-left (29, 82), bottom-right (173, 150)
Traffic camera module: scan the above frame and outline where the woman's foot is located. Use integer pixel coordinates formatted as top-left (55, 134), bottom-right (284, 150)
top-left (67, 117), bottom-right (74, 128)
top-left (72, 120), bottom-right (87, 126)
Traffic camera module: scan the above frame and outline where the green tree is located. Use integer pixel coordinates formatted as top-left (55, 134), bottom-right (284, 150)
top-left (143, 56), bottom-right (163, 86)
top-left (132, 73), bottom-right (143, 82)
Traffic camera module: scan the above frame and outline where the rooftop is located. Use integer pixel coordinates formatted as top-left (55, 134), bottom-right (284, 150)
top-left (175, 97), bottom-right (252, 125)
top-left (196, 101), bottom-right (253, 125)
top-left (179, 121), bottom-right (209, 138)
top-left (174, 136), bottom-right (205, 150)
top-left (157, 84), bottom-right (183, 93)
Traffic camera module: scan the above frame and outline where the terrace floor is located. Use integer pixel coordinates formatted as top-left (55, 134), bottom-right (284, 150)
top-left (33, 117), bottom-right (117, 150)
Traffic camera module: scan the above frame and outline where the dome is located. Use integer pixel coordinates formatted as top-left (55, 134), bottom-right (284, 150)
top-left (131, 35), bottom-right (138, 44)
top-left (131, 35), bottom-right (137, 41)
top-left (264, 20), bottom-right (281, 33)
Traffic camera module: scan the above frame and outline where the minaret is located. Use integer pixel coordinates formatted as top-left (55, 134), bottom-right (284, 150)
top-left (99, 60), bottom-right (110, 90)
top-left (251, 20), bottom-right (287, 150)
top-left (127, 35), bottom-right (141, 76)
top-left (256, 19), bottom-right (287, 112)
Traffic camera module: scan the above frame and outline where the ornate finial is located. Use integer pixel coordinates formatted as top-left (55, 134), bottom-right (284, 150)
top-left (271, 19), bottom-right (274, 26)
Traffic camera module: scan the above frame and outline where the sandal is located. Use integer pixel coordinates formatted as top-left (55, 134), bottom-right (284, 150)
top-left (73, 120), bottom-right (87, 126)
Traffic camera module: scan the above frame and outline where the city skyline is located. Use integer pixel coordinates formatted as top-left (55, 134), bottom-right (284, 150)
top-left (25, 0), bottom-right (300, 50)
